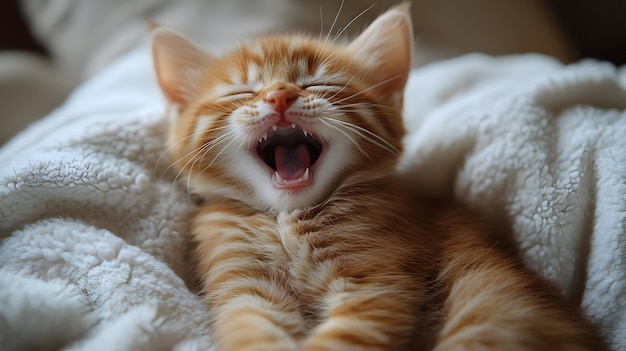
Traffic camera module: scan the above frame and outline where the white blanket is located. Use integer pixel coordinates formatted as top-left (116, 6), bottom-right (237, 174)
top-left (1, 48), bottom-right (625, 350)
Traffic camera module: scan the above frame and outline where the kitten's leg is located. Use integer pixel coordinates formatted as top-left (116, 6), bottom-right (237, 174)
top-left (193, 204), bottom-right (305, 351)
top-left (432, 235), bottom-right (606, 351)
top-left (299, 265), bottom-right (420, 351)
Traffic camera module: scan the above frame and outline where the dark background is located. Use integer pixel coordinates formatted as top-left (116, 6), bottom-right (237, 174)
top-left (549, 0), bottom-right (626, 65)
top-left (0, 1), bottom-right (47, 55)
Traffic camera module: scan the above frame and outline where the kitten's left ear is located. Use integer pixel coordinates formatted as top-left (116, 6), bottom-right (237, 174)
top-left (151, 27), bottom-right (215, 109)
top-left (347, 3), bottom-right (413, 105)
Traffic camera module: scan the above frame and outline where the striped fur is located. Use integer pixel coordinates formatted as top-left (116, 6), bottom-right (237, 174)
top-left (152, 4), bottom-right (606, 351)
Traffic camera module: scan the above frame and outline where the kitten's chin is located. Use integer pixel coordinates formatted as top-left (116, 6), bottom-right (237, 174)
top-left (254, 156), bottom-right (333, 212)
top-left (258, 149), bottom-right (351, 212)
top-left (271, 166), bottom-right (313, 190)
top-left (260, 158), bottom-right (322, 212)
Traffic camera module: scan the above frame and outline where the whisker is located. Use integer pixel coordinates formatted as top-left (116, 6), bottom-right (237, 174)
top-left (316, 2), bottom-right (373, 70)
top-left (333, 75), bottom-right (402, 105)
top-left (209, 104), bottom-right (240, 114)
top-left (187, 132), bottom-right (234, 189)
top-left (335, 101), bottom-right (401, 113)
top-left (324, 116), bottom-right (400, 155)
top-left (334, 75), bottom-right (400, 108)
top-left (170, 144), bottom-right (207, 192)
top-left (325, 0), bottom-right (344, 43)
top-left (199, 134), bottom-right (240, 174)
top-left (195, 131), bottom-right (236, 168)
top-left (312, 40), bottom-right (341, 71)
top-left (333, 4), bottom-right (375, 43)
top-left (319, 118), bottom-right (371, 160)
top-left (154, 132), bottom-right (202, 179)
top-left (327, 75), bottom-right (356, 101)
top-left (318, 5), bottom-right (324, 41)
top-left (180, 145), bottom-right (219, 193)
top-left (157, 126), bottom-right (231, 178)
top-left (170, 131), bottom-right (234, 189)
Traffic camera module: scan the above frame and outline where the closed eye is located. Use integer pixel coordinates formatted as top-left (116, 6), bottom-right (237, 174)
top-left (228, 91), bottom-right (255, 99)
top-left (303, 84), bottom-right (344, 92)
top-left (216, 91), bottom-right (255, 102)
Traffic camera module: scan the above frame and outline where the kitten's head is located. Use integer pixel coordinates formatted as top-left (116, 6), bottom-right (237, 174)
top-left (152, 4), bottom-right (412, 212)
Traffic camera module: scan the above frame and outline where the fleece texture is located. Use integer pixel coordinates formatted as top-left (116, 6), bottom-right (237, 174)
top-left (1, 48), bottom-right (625, 350)
top-left (0, 47), bottom-right (214, 351)
top-left (400, 54), bottom-right (626, 349)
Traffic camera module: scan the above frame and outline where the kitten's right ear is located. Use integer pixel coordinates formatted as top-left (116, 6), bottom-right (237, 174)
top-left (151, 27), bottom-right (215, 108)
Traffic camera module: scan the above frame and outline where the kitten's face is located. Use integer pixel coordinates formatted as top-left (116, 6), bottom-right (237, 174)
top-left (153, 5), bottom-right (413, 211)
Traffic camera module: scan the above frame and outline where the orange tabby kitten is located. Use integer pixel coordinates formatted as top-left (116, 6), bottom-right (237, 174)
top-left (152, 4), bottom-right (605, 351)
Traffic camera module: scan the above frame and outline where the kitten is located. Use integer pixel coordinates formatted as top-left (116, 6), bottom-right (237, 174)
top-left (152, 4), bottom-right (605, 350)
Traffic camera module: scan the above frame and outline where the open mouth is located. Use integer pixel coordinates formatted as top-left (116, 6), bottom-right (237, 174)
top-left (256, 125), bottom-right (322, 189)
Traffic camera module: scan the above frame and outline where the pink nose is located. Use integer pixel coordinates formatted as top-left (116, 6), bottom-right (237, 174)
top-left (265, 89), bottom-right (297, 115)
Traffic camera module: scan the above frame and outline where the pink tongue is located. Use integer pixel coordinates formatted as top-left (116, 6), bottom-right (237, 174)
top-left (275, 144), bottom-right (310, 180)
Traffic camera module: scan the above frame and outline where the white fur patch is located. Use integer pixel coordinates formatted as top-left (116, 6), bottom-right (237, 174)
top-left (192, 115), bottom-right (217, 144)
top-left (247, 63), bottom-right (260, 84)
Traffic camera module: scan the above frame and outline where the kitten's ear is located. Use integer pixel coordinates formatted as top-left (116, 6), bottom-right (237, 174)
top-left (347, 3), bottom-right (413, 104)
top-left (151, 27), bottom-right (215, 108)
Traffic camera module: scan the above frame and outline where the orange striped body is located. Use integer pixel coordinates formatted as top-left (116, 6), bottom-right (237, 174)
top-left (193, 179), bottom-right (430, 351)
top-left (191, 184), bottom-right (604, 351)
top-left (152, 4), bottom-right (605, 351)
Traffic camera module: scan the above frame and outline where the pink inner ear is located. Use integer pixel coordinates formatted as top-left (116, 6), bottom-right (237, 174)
top-left (275, 144), bottom-right (310, 180)
top-left (346, 5), bottom-right (412, 98)
top-left (151, 27), bottom-right (214, 108)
